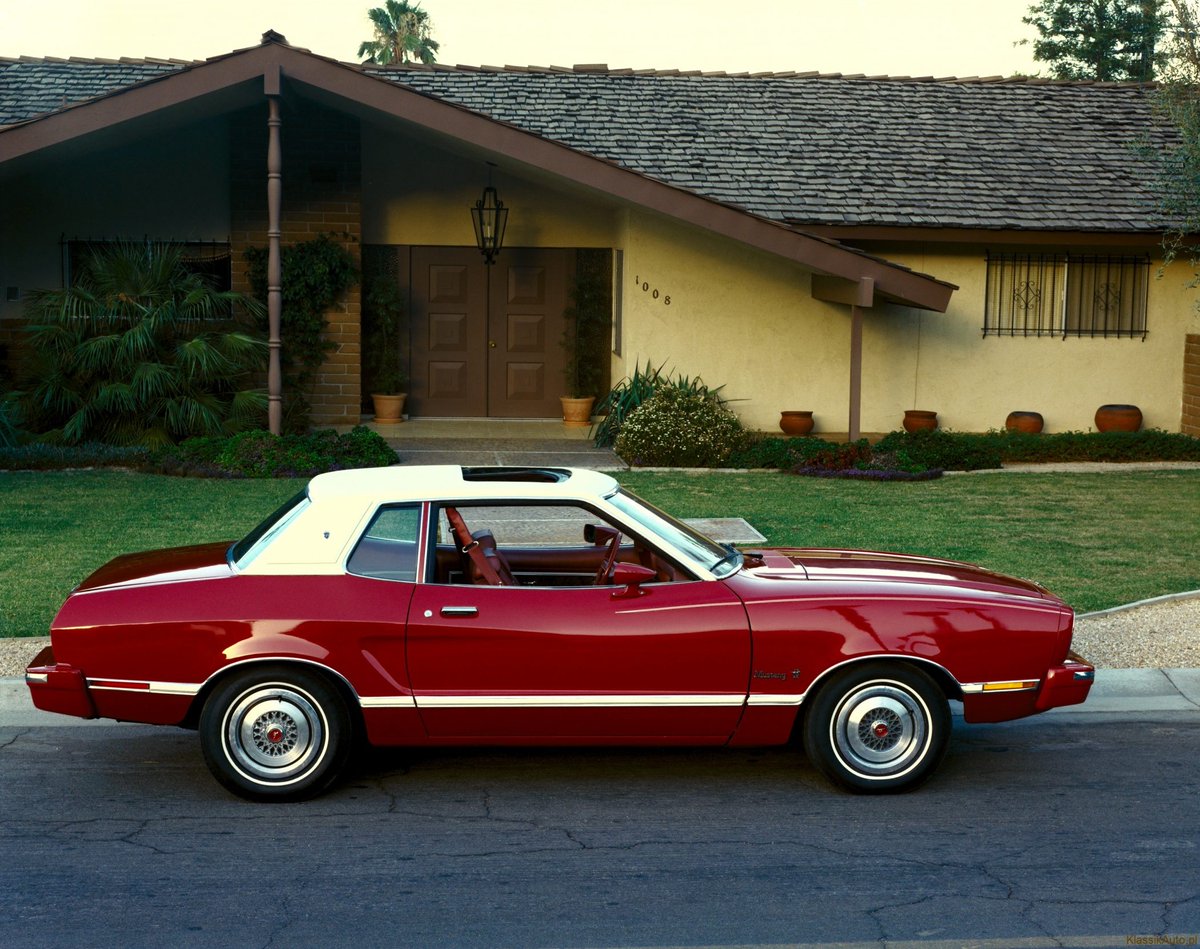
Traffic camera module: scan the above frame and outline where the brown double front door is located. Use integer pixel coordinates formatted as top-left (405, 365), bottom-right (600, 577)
top-left (408, 247), bottom-right (571, 418)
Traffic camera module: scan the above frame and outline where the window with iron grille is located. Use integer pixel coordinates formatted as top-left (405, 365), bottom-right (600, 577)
top-left (62, 238), bottom-right (232, 292)
top-left (984, 253), bottom-right (1149, 339)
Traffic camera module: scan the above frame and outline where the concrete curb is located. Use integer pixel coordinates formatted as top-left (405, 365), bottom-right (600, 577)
top-left (4, 668), bottom-right (1198, 728)
top-left (1077, 588), bottom-right (1200, 618)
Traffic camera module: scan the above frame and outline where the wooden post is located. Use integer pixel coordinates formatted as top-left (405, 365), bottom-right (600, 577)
top-left (849, 303), bottom-right (863, 442)
top-left (266, 95), bottom-right (283, 436)
top-left (848, 277), bottom-right (873, 442)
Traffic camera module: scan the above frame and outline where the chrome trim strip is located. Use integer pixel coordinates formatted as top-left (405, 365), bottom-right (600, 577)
top-left (360, 696), bottom-right (419, 709)
top-left (412, 693), bottom-right (747, 709)
top-left (87, 679), bottom-right (202, 696)
top-left (25, 672), bottom-right (48, 685)
top-left (746, 693), bottom-right (807, 707)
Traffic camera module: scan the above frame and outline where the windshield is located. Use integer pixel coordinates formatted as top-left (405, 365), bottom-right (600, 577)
top-left (230, 490), bottom-right (309, 568)
top-left (608, 488), bottom-right (740, 578)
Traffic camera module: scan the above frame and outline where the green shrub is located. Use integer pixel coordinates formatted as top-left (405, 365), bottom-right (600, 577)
top-left (725, 435), bottom-right (848, 469)
top-left (593, 361), bottom-right (730, 448)
top-left (995, 428), bottom-right (1200, 462)
top-left (153, 427), bottom-right (398, 478)
top-left (245, 235), bottom-right (359, 432)
top-left (874, 430), bottom-right (1003, 471)
top-left (615, 388), bottom-right (747, 466)
top-left (18, 242), bottom-right (266, 446)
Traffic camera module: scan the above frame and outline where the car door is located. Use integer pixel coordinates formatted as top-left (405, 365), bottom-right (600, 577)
top-left (406, 503), bottom-right (752, 742)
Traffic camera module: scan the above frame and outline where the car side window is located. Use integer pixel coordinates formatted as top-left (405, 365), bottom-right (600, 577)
top-left (432, 503), bottom-right (684, 587)
top-left (347, 504), bottom-right (422, 582)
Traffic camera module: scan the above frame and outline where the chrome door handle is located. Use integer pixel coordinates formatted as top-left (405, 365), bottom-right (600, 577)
top-left (440, 606), bottom-right (478, 617)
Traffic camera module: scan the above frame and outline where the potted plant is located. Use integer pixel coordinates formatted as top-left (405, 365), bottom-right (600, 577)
top-left (560, 262), bottom-right (611, 428)
top-left (363, 263), bottom-right (408, 424)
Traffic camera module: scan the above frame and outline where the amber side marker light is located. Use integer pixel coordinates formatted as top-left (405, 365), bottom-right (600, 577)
top-left (982, 680), bottom-right (1039, 692)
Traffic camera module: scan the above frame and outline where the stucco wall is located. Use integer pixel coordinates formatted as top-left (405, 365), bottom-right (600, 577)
top-left (614, 212), bottom-right (1200, 434)
top-left (878, 248), bottom-right (1200, 434)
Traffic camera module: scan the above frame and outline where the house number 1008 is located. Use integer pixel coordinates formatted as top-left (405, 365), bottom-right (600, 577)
top-left (634, 276), bottom-right (671, 305)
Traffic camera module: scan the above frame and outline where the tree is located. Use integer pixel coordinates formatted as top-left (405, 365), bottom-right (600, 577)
top-left (358, 1), bottom-right (440, 65)
top-left (1155, 1), bottom-right (1200, 267)
top-left (20, 243), bottom-right (266, 445)
top-left (1020, 0), bottom-right (1169, 81)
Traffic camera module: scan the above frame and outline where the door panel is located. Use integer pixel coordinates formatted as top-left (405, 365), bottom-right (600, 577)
top-left (405, 581), bottom-right (751, 741)
top-left (409, 248), bottom-right (488, 416)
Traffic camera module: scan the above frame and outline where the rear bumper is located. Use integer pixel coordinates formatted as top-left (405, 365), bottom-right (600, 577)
top-left (1034, 651), bottom-right (1096, 712)
top-left (25, 646), bottom-right (98, 720)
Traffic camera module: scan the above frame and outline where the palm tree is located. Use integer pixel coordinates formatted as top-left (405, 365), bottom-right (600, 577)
top-left (358, 1), bottom-right (440, 65)
top-left (20, 242), bottom-right (266, 445)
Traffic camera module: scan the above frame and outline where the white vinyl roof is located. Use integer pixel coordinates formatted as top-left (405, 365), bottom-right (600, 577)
top-left (306, 465), bottom-right (621, 504)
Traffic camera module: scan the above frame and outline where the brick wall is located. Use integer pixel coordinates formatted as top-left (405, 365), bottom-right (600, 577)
top-left (230, 101), bottom-right (362, 427)
top-left (1185, 334), bottom-right (1200, 437)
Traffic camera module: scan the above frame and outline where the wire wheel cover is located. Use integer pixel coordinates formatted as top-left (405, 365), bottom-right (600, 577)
top-left (831, 682), bottom-right (930, 777)
top-left (223, 685), bottom-right (327, 784)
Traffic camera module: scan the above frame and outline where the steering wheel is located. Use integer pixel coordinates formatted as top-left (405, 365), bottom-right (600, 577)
top-left (594, 530), bottom-right (623, 585)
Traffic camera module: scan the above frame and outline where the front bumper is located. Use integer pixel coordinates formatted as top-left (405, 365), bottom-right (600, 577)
top-left (1033, 651), bottom-right (1096, 712)
top-left (25, 645), bottom-right (98, 720)
top-left (961, 651), bottom-right (1095, 723)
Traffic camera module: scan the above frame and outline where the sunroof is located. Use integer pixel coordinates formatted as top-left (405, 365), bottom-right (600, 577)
top-left (460, 467), bottom-right (571, 483)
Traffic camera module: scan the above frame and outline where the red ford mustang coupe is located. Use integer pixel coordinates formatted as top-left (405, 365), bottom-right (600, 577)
top-left (27, 465), bottom-right (1094, 800)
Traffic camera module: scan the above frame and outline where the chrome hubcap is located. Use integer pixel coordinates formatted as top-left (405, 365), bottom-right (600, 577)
top-left (224, 685), bottom-right (326, 785)
top-left (832, 682), bottom-right (929, 778)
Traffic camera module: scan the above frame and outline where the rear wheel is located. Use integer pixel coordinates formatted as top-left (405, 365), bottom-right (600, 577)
top-left (803, 662), bottom-right (949, 793)
top-left (199, 666), bottom-right (351, 801)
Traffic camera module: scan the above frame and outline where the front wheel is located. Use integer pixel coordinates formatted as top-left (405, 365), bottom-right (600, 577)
top-left (199, 666), bottom-right (351, 801)
top-left (802, 662), bottom-right (950, 793)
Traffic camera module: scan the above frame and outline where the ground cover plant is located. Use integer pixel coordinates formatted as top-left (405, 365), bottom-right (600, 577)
top-left (723, 429), bottom-right (1200, 473)
top-left (2, 469), bottom-right (1197, 638)
top-left (0, 427), bottom-right (397, 477)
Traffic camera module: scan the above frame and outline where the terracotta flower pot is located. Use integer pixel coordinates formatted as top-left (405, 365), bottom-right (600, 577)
top-left (1005, 411), bottom-right (1044, 434)
top-left (779, 410), bottom-right (815, 436)
top-left (1095, 404), bottom-right (1142, 433)
top-left (371, 392), bottom-right (407, 424)
top-left (561, 395), bottom-right (596, 428)
top-left (902, 409), bottom-right (938, 433)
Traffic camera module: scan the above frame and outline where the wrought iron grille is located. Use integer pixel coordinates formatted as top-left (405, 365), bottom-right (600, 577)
top-left (984, 253), bottom-right (1149, 340)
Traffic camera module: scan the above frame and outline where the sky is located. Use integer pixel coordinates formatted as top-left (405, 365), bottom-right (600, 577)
top-left (2, 0), bottom-right (1044, 79)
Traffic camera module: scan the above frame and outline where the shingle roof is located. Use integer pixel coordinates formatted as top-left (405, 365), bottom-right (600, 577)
top-left (0, 57), bottom-right (192, 124)
top-left (0, 53), bottom-right (1177, 232)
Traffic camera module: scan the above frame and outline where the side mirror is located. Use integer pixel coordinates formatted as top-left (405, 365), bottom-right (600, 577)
top-left (610, 562), bottom-right (657, 598)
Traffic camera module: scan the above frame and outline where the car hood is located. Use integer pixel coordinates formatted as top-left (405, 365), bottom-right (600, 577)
top-left (75, 541), bottom-right (235, 592)
top-left (742, 547), bottom-right (1051, 601)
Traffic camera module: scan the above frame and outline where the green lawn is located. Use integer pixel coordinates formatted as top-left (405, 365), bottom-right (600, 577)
top-left (1, 468), bottom-right (1197, 638)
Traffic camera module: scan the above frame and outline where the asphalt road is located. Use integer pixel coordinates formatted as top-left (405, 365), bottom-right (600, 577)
top-left (2, 703), bottom-right (1199, 949)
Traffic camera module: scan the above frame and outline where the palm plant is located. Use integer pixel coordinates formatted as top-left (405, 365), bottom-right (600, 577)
top-left (20, 242), bottom-right (267, 446)
top-left (358, 1), bottom-right (440, 65)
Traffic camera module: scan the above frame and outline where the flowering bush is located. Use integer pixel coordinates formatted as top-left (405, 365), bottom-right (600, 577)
top-left (615, 388), bottom-right (747, 466)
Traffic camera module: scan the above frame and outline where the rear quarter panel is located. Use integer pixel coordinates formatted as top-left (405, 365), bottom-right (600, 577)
top-left (50, 574), bottom-right (418, 727)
